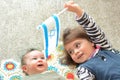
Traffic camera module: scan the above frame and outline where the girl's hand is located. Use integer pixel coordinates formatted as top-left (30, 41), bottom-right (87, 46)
top-left (64, 1), bottom-right (83, 17)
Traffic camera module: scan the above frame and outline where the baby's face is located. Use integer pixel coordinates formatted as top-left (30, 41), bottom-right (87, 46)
top-left (23, 50), bottom-right (48, 75)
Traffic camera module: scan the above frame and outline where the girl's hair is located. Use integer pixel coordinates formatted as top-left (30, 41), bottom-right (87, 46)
top-left (21, 48), bottom-right (38, 75)
top-left (60, 26), bottom-right (92, 67)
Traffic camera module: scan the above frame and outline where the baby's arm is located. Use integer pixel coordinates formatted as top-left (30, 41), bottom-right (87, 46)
top-left (64, 1), bottom-right (112, 50)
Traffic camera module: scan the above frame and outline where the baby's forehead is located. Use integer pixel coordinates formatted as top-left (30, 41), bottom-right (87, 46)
top-left (27, 50), bottom-right (44, 56)
top-left (31, 50), bottom-right (43, 53)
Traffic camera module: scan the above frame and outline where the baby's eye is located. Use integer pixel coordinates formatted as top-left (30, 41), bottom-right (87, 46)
top-left (41, 57), bottom-right (45, 59)
top-left (32, 58), bottom-right (37, 60)
top-left (75, 43), bottom-right (81, 48)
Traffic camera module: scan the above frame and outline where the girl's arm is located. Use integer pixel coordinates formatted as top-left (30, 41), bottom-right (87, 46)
top-left (64, 1), bottom-right (112, 50)
top-left (76, 66), bottom-right (95, 80)
top-left (76, 12), bottom-right (112, 50)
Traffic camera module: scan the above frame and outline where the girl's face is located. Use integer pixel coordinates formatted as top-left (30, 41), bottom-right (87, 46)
top-left (65, 38), bottom-right (95, 63)
top-left (22, 50), bottom-right (48, 75)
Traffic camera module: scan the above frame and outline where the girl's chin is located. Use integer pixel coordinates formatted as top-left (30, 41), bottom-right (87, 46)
top-left (78, 59), bottom-right (87, 63)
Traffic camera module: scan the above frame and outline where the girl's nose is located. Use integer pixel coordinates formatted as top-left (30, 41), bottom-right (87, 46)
top-left (74, 48), bottom-right (79, 55)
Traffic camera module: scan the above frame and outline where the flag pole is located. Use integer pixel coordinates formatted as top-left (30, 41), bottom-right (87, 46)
top-left (57, 8), bottom-right (68, 16)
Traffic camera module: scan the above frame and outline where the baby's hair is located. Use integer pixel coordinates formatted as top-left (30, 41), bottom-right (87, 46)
top-left (21, 48), bottom-right (38, 65)
top-left (21, 48), bottom-right (38, 75)
top-left (61, 26), bottom-right (92, 67)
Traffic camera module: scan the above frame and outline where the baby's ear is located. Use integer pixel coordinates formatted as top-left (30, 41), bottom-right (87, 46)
top-left (22, 65), bottom-right (27, 72)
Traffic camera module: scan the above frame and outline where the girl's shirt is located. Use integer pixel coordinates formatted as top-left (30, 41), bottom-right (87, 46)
top-left (76, 12), bottom-right (112, 51)
top-left (75, 11), bottom-right (112, 80)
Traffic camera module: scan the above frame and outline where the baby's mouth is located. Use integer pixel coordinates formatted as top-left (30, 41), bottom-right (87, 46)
top-left (37, 64), bottom-right (43, 67)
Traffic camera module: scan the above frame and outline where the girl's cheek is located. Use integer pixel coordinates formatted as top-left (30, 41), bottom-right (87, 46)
top-left (71, 55), bottom-right (75, 60)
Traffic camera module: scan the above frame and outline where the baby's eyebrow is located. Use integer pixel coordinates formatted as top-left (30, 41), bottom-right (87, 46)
top-left (31, 57), bottom-right (37, 59)
top-left (31, 55), bottom-right (38, 58)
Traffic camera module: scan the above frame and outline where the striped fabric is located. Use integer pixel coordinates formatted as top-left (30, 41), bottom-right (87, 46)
top-left (76, 12), bottom-right (112, 51)
top-left (76, 66), bottom-right (95, 80)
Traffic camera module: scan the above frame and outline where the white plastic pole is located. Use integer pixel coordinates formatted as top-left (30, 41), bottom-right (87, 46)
top-left (57, 8), bottom-right (68, 16)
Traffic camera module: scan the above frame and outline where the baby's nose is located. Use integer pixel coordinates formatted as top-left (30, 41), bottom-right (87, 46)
top-left (38, 59), bottom-right (43, 62)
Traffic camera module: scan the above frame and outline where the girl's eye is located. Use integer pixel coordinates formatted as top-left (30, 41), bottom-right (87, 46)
top-left (68, 50), bottom-right (74, 55)
top-left (75, 43), bottom-right (80, 48)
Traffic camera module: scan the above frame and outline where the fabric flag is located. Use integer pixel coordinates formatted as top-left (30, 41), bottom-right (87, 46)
top-left (37, 14), bottom-right (60, 58)
top-left (37, 8), bottom-right (67, 58)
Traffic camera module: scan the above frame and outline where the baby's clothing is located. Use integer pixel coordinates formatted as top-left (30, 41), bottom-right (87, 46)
top-left (23, 71), bottom-right (65, 80)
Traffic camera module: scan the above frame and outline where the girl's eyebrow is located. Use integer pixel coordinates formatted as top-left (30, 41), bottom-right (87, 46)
top-left (73, 42), bottom-right (78, 47)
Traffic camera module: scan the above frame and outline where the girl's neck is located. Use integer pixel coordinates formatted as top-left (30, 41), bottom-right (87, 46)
top-left (89, 45), bottom-right (100, 59)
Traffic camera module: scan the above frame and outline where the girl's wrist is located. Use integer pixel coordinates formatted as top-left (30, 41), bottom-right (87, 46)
top-left (75, 10), bottom-right (84, 20)
top-left (76, 9), bottom-right (84, 18)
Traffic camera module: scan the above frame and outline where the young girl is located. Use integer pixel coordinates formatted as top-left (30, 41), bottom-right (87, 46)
top-left (61, 1), bottom-right (120, 80)
top-left (21, 48), bottom-right (65, 80)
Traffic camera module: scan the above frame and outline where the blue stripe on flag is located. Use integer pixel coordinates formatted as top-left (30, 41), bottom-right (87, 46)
top-left (52, 14), bottom-right (60, 47)
top-left (41, 23), bottom-right (49, 58)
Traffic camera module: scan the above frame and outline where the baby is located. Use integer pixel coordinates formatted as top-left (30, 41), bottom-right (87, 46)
top-left (21, 48), bottom-right (65, 80)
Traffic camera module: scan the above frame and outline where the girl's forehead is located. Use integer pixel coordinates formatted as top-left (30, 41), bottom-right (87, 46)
top-left (66, 38), bottom-right (81, 45)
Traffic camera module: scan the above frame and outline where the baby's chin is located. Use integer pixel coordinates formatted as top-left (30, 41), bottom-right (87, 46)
top-left (37, 67), bottom-right (47, 72)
